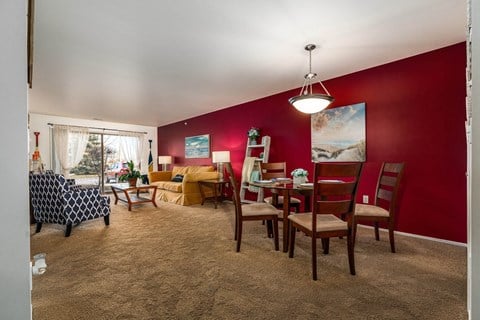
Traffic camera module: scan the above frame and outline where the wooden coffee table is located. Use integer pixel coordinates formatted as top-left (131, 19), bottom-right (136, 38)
top-left (111, 184), bottom-right (157, 211)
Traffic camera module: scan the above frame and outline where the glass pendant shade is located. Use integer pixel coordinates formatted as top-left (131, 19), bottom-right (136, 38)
top-left (289, 44), bottom-right (334, 114)
top-left (289, 93), bottom-right (334, 114)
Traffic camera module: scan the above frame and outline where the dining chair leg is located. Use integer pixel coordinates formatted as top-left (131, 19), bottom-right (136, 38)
top-left (374, 222), bottom-right (380, 241)
top-left (288, 223), bottom-right (296, 258)
top-left (236, 221), bottom-right (242, 252)
top-left (273, 218), bottom-right (279, 251)
top-left (234, 213), bottom-right (238, 241)
top-left (266, 220), bottom-right (273, 238)
top-left (347, 231), bottom-right (356, 275)
top-left (312, 236), bottom-right (318, 280)
top-left (322, 238), bottom-right (330, 254)
top-left (388, 221), bottom-right (396, 253)
top-left (35, 222), bottom-right (42, 233)
top-left (352, 218), bottom-right (358, 247)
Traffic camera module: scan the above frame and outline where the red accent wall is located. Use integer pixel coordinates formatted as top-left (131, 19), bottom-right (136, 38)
top-left (158, 43), bottom-right (467, 243)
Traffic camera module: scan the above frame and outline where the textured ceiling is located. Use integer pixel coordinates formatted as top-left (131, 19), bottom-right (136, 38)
top-left (28, 0), bottom-right (467, 127)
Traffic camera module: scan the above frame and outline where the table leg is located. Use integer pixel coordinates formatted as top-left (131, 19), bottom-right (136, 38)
top-left (199, 183), bottom-right (206, 206)
top-left (123, 190), bottom-right (132, 211)
top-left (282, 189), bottom-right (290, 252)
top-left (151, 187), bottom-right (157, 207)
top-left (111, 188), bottom-right (119, 205)
top-left (304, 195), bottom-right (311, 212)
top-left (213, 184), bottom-right (220, 209)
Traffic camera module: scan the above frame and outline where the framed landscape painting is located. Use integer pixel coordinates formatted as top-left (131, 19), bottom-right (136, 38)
top-left (185, 134), bottom-right (210, 158)
top-left (311, 102), bottom-right (366, 162)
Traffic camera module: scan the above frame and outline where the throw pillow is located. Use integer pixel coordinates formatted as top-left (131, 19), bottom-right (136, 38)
top-left (171, 174), bottom-right (184, 182)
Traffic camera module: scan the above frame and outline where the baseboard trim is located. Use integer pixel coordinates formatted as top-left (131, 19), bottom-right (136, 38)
top-left (357, 224), bottom-right (467, 247)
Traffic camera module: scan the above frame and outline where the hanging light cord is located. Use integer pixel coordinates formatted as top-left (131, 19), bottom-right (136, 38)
top-left (298, 45), bottom-right (331, 97)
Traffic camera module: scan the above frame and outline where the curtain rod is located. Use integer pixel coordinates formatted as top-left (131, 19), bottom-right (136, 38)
top-left (47, 123), bottom-right (147, 135)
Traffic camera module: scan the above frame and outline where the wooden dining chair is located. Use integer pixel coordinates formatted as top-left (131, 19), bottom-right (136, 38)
top-left (225, 162), bottom-right (280, 252)
top-left (288, 162), bottom-right (362, 280)
top-left (352, 162), bottom-right (405, 253)
top-left (260, 162), bottom-right (301, 213)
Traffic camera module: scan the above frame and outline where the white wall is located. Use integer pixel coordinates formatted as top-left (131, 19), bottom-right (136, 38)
top-left (469, 0), bottom-right (480, 318)
top-left (29, 113), bottom-right (158, 173)
top-left (0, 0), bottom-right (31, 319)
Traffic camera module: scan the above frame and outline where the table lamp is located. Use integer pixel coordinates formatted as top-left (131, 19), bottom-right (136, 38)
top-left (158, 155), bottom-right (172, 171)
top-left (212, 151), bottom-right (230, 180)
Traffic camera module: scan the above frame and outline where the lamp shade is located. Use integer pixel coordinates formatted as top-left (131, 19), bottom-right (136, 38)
top-left (289, 93), bottom-right (334, 114)
top-left (158, 155), bottom-right (172, 164)
top-left (212, 151), bottom-right (230, 163)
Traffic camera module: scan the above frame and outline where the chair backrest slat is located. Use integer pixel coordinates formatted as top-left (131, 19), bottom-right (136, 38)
top-left (260, 162), bottom-right (287, 180)
top-left (314, 200), bottom-right (353, 216)
top-left (315, 163), bottom-right (361, 177)
top-left (379, 175), bottom-right (397, 187)
top-left (377, 188), bottom-right (393, 201)
top-left (384, 163), bottom-right (404, 174)
top-left (314, 181), bottom-right (357, 197)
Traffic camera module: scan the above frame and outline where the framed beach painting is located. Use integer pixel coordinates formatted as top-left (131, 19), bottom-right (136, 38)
top-left (311, 102), bottom-right (366, 162)
top-left (185, 134), bottom-right (210, 158)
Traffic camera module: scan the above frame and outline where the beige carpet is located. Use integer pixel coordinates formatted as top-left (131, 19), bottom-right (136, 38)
top-left (30, 199), bottom-right (467, 320)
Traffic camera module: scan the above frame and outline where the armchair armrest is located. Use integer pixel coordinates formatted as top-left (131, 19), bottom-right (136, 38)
top-left (148, 171), bottom-right (172, 183)
top-left (62, 187), bottom-right (110, 224)
top-left (69, 184), bottom-right (99, 191)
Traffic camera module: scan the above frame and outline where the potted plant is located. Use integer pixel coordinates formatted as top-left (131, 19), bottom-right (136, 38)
top-left (291, 168), bottom-right (308, 185)
top-left (118, 160), bottom-right (142, 187)
top-left (247, 127), bottom-right (260, 145)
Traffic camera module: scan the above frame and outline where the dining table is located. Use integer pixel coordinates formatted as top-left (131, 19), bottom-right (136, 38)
top-left (248, 179), bottom-right (313, 252)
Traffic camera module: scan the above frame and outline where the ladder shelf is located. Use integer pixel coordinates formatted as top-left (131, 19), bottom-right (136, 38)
top-left (240, 136), bottom-right (271, 202)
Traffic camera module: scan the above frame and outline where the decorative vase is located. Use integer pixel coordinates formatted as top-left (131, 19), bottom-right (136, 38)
top-left (128, 177), bottom-right (138, 187)
top-left (293, 176), bottom-right (307, 185)
top-left (249, 139), bottom-right (257, 145)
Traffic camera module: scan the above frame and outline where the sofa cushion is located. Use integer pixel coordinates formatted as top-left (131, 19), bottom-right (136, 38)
top-left (152, 181), bottom-right (183, 193)
top-left (186, 165), bottom-right (214, 173)
top-left (172, 165), bottom-right (214, 177)
top-left (172, 166), bottom-right (190, 176)
top-left (148, 171), bottom-right (172, 183)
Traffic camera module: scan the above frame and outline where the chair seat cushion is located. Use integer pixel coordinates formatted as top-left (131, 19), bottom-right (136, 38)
top-left (264, 196), bottom-right (301, 205)
top-left (241, 203), bottom-right (282, 217)
top-left (288, 213), bottom-right (347, 232)
top-left (355, 204), bottom-right (389, 217)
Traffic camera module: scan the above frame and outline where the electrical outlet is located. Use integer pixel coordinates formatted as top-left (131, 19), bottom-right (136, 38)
top-left (362, 195), bottom-right (369, 204)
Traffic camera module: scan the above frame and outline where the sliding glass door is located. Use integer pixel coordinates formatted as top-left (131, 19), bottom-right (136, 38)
top-left (56, 130), bottom-right (143, 193)
top-left (69, 133), bottom-right (103, 186)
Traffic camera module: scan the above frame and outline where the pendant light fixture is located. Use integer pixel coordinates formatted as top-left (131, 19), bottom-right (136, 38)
top-left (289, 44), bottom-right (334, 114)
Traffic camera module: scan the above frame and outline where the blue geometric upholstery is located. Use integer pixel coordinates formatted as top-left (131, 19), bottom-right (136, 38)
top-left (29, 172), bottom-right (110, 237)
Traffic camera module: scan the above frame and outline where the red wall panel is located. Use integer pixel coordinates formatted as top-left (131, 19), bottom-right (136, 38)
top-left (157, 43), bottom-right (467, 243)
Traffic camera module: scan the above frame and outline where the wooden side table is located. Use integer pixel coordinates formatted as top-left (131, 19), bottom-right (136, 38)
top-left (111, 184), bottom-right (157, 211)
top-left (198, 179), bottom-right (229, 209)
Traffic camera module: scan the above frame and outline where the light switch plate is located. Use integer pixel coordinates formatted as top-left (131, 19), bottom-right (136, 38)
top-left (362, 195), bottom-right (369, 204)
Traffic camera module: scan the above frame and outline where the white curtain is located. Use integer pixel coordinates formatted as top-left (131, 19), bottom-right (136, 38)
top-left (119, 133), bottom-right (144, 170)
top-left (53, 125), bottom-right (89, 176)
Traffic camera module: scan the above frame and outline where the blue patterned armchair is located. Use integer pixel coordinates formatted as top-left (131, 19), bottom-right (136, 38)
top-left (29, 172), bottom-right (110, 237)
